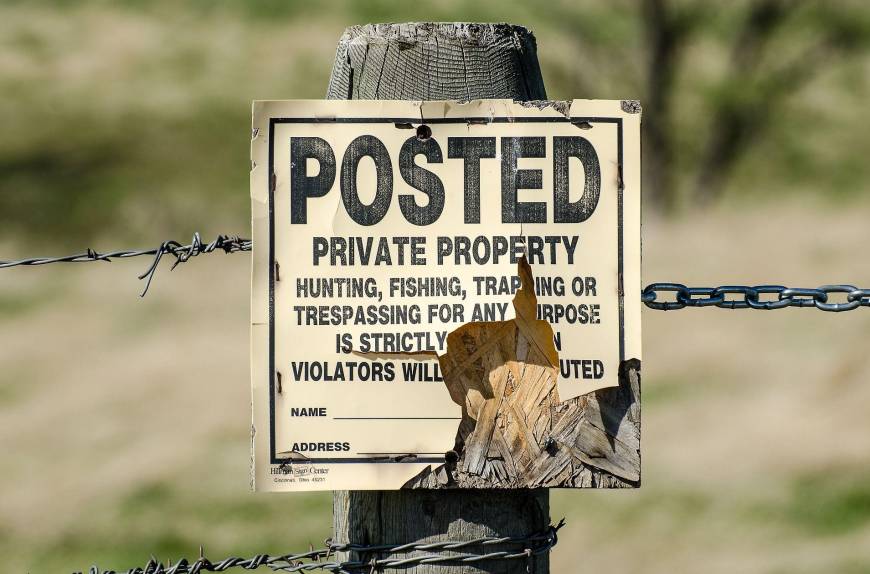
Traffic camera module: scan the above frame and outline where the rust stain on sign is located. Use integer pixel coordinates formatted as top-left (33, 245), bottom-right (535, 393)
top-left (405, 257), bottom-right (641, 489)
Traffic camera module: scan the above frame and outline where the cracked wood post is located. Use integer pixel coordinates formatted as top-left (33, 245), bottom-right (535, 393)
top-left (325, 22), bottom-right (641, 573)
top-left (326, 23), bottom-right (549, 574)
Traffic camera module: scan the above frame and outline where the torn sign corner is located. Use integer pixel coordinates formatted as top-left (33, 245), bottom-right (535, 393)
top-left (406, 256), bottom-right (640, 488)
top-left (620, 100), bottom-right (642, 114)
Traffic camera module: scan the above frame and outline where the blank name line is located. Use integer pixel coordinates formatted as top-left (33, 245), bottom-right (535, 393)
top-left (333, 417), bottom-right (461, 420)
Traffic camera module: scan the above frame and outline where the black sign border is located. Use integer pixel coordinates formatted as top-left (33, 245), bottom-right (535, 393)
top-left (267, 115), bottom-right (625, 465)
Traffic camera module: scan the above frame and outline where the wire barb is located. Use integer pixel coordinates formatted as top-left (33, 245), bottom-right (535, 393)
top-left (73, 521), bottom-right (563, 574)
top-left (136, 234), bottom-right (251, 297)
top-left (0, 233), bottom-right (251, 297)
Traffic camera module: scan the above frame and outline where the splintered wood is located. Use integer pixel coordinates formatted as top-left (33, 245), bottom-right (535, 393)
top-left (405, 258), bottom-right (640, 489)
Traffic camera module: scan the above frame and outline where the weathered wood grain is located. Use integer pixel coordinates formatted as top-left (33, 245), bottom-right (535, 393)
top-left (334, 489), bottom-right (550, 573)
top-left (404, 259), bottom-right (640, 489)
top-left (327, 23), bottom-right (547, 101)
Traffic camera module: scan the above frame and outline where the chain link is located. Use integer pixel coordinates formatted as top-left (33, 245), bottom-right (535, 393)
top-left (642, 283), bottom-right (870, 312)
top-left (76, 521), bottom-right (563, 574)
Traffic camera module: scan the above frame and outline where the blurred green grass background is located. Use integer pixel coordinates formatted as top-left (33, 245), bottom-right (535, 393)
top-left (2, 1), bottom-right (870, 573)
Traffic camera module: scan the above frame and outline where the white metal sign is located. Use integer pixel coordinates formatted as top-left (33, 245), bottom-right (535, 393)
top-left (251, 100), bottom-right (641, 491)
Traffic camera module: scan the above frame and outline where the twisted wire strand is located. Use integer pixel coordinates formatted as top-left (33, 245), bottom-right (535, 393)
top-left (0, 233), bottom-right (251, 297)
top-left (78, 520), bottom-right (563, 574)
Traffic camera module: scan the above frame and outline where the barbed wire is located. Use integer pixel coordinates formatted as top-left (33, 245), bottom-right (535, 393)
top-left (2, 234), bottom-right (868, 311)
top-left (76, 520), bottom-right (563, 574)
top-left (0, 233), bottom-right (251, 297)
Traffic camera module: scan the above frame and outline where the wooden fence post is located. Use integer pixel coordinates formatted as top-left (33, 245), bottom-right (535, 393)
top-left (326, 22), bottom-right (551, 574)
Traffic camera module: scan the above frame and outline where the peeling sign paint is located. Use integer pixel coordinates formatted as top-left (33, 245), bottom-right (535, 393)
top-left (518, 99), bottom-right (572, 118)
top-left (405, 258), bottom-right (640, 489)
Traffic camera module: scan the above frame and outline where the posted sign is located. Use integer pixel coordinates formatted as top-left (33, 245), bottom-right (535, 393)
top-left (251, 100), bottom-right (641, 491)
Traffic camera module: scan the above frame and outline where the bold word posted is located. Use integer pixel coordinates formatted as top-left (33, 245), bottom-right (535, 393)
top-left (250, 100), bottom-right (641, 491)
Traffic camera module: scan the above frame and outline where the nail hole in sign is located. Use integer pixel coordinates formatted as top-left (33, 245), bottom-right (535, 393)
top-left (416, 124), bottom-right (432, 141)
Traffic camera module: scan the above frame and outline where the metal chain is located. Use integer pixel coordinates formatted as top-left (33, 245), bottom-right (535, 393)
top-left (642, 283), bottom-right (870, 312)
top-left (2, 235), bottom-right (868, 311)
top-left (76, 520), bottom-right (563, 574)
